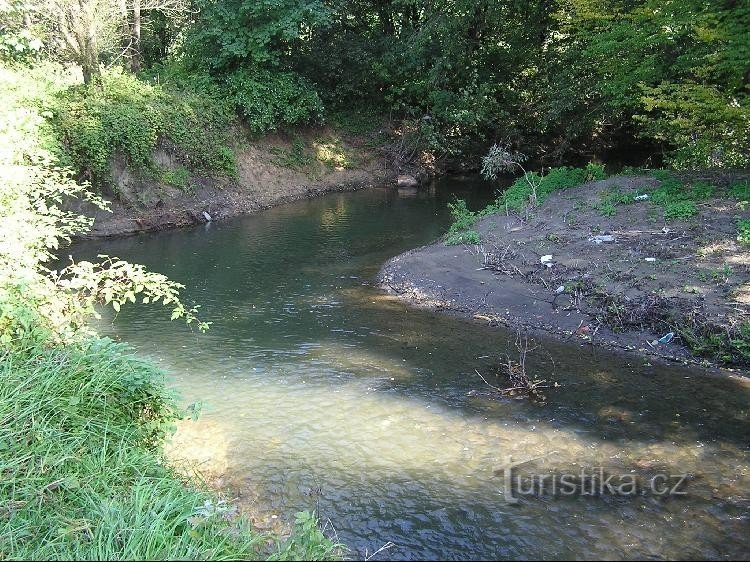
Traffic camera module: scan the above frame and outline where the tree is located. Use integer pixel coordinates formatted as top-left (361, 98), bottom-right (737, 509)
top-left (4, 0), bottom-right (191, 83)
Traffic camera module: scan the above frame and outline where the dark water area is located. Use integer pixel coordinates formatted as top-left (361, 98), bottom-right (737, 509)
top-left (74, 181), bottom-right (749, 560)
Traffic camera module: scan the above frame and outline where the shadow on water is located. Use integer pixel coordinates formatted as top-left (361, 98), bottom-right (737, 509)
top-left (74, 182), bottom-right (750, 560)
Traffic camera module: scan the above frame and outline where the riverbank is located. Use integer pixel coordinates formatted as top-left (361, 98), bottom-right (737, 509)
top-left (378, 173), bottom-right (750, 372)
top-left (0, 62), bottom-right (342, 560)
top-left (74, 129), bottom-right (394, 238)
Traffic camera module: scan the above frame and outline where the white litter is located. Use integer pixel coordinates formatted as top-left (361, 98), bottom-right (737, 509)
top-left (589, 234), bottom-right (616, 244)
top-left (634, 194), bottom-right (650, 201)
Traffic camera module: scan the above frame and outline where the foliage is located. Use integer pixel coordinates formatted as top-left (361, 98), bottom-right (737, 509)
top-left (268, 511), bottom-right (344, 561)
top-left (269, 138), bottom-right (314, 170)
top-left (737, 219), bottom-right (750, 247)
top-left (648, 173), bottom-right (710, 221)
top-left (185, 0), bottom-right (329, 72)
top-left (226, 68), bottom-right (323, 133)
top-left (0, 59), bottom-right (342, 558)
top-left (0, 61), bottom-right (208, 345)
top-left (730, 181), bottom-right (750, 202)
top-left (445, 199), bottom-right (480, 246)
top-left (679, 321), bottom-right (750, 366)
top-left (50, 68), bottom-right (237, 190)
top-left (0, 340), bottom-right (341, 559)
top-left (663, 200), bottom-right (698, 221)
top-left (490, 163), bottom-right (607, 213)
top-left (0, 27), bottom-right (44, 63)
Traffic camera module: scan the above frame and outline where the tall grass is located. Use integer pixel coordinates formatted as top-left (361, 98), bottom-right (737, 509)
top-left (0, 340), bottom-right (257, 559)
top-left (0, 340), bottom-right (342, 560)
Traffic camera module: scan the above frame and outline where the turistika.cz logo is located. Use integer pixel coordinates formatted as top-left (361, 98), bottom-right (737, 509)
top-left (494, 455), bottom-right (689, 504)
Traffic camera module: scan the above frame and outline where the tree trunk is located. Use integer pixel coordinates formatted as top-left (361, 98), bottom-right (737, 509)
top-left (130, 0), bottom-right (141, 73)
top-left (119, 0), bottom-right (132, 65)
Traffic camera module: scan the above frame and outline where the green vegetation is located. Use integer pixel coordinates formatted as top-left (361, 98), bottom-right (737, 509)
top-left (730, 181), bottom-right (750, 202)
top-left (51, 69), bottom-right (237, 190)
top-left (446, 164), bottom-right (607, 244)
top-left (645, 173), bottom-right (714, 221)
top-left (269, 139), bottom-right (315, 171)
top-left (680, 322), bottom-right (750, 366)
top-left (1, 341), bottom-right (259, 559)
top-left (737, 219), bottom-right (750, 246)
top-left (445, 200), bottom-right (480, 246)
top-left (1, 0), bottom-right (747, 196)
top-left (486, 163), bottom-right (607, 215)
top-left (0, 50), bottom-right (340, 561)
top-left (225, 69), bottom-right (323, 134)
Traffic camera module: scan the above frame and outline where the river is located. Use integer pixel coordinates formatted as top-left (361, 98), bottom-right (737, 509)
top-left (75, 178), bottom-right (750, 560)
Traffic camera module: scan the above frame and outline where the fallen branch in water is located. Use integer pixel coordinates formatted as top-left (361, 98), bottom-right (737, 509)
top-left (474, 331), bottom-right (558, 401)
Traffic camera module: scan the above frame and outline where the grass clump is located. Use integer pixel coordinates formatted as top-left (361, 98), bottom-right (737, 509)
top-left (0, 341), bottom-right (343, 560)
top-left (680, 321), bottom-right (750, 366)
top-left (495, 163), bottom-right (606, 213)
top-left (647, 172), bottom-right (711, 221)
top-left (737, 219), bottom-right (750, 246)
top-left (445, 199), bottom-right (480, 245)
top-left (0, 340), bottom-right (254, 559)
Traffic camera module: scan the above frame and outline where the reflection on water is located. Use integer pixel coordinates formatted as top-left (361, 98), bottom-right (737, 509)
top-left (75, 181), bottom-right (750, 560)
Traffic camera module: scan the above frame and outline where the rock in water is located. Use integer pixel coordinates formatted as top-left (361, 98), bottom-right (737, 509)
top-left (397, 175), bottom-right (419, 188)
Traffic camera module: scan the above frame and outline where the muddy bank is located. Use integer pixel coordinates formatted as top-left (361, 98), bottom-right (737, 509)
top-left (73, 128), bottom-right (399, 238)
top-left (378, 175), bottom-right (750, 372)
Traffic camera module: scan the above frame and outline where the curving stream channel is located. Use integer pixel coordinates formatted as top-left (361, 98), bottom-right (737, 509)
top-left (76, 179), bottom-right (750, 560)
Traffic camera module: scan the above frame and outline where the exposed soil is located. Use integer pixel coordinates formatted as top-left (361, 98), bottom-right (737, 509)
top-left (73, 128), bottom-right (397, 238)
top-left (378, 175), bottom-right (750, 372)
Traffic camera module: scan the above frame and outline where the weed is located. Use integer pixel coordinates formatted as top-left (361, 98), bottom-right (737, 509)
top-left (597, 201), bottom-right (617, 217)
top-left (737, 219), bottom-right (750, 246)
top-left (445, 199), bottom-right (481, 245)
top-left (729, 180), bottom-right (750, 201)
top-left (160, 165), bottom-right (191, 190)
top-left (663, 200), bottom-right (698, 221)
top-left (270, 138), bottom-right (314, 170)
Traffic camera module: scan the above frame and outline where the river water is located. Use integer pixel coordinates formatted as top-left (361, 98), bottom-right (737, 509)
top-left (76, 179), bottom-right (749, 560)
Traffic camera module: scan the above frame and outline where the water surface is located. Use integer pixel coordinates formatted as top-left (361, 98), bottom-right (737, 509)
top-left (76, 180), bottom-right (750, 560)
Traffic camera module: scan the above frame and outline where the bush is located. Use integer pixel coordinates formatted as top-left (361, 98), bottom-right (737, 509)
top-left (50, 69), bottom-right (237, 190)
top-left (445, 199), bottom-right (480, 245)
top-left (225, 68), bottom-right (324, 133)
top-left (737, 219), bottom-right (750, 246)
top-left (492, 164), bottom-right (607, 213)
top-left (730, 181), bottom-right (750, 202)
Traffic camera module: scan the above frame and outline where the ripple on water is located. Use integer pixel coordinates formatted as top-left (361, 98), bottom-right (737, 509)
top-left (75, 187), bottom-right (750, 560)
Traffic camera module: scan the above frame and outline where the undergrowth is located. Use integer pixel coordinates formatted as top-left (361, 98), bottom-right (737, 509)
top-left (445, 164), bottom-right (606, 245)
top-left (50, 69), bottom-right (237, 190)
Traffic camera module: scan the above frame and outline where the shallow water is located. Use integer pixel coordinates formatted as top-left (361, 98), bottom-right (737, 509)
top-left (76, 179), bottom-right (750, 560)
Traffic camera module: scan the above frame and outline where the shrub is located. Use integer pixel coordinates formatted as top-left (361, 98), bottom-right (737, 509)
top-left (225, 68), bottom-right (324, 133)
top-left (663, 200), bottom-right (698, 221)
top-left (50, 69), bottom-right (237, 190)
top-left (737, 219), bottom-right (750, 246)
top-left (445, 199), bottom-right (480, 245)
